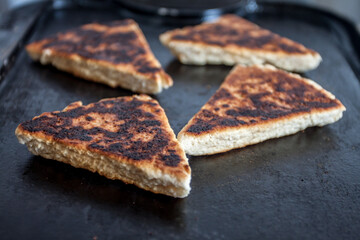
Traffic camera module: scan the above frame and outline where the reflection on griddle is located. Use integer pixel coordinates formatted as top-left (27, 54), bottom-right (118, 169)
top-left (23, 156), bottom-right (187, 229)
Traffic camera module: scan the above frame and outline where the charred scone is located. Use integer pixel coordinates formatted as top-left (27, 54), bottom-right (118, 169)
top-left (178, 65), bottom-right (345, 156)
top-left (15, 95), bottom-right (191, 198)
top-left (26, 19), bottom-right (172, 94)
top-left (160, 14), bottom-right (321, 72)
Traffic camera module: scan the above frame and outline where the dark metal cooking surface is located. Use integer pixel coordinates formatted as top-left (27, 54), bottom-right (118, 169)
top-left (115, 0), bottom-right (247, 17)
top-left (1, 2), bottom-right (360, 239)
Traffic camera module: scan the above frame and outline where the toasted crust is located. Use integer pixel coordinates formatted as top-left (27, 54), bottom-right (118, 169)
top-left (26, 19), bottom-right (173, 94)
top-left (160, 15), bottom-right (322, 72)
top-left (15, 95), bottom-right (191, 198)
top-left (178, 65), bottom-right (345, 155)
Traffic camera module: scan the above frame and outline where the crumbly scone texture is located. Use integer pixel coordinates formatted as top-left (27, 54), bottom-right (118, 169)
top-left (26, 19), bottom-right (172, 94)
top-left (178, 65), bottom-right (346, 156)
top-left (15, 95), bottom-right (191, 198)
top-left (160, 14), bottom-right (322, 72)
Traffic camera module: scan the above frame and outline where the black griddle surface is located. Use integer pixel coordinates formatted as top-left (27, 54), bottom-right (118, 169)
top-left (1, 2), bottom-right (360, 239)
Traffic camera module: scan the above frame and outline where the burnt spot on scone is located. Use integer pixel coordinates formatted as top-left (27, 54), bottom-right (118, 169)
top-left (161, 153), bottom-right (181, 167)
top-left (20, 98), bottom-right (181, 167)
top-left (208, 88), bottom-right (233, 105)
top-left (201, 109), bottom-right (215, 118)
top-left (220, 118), bottom-right (246, 126)
top-left (39, 20), bottom-right (160, 75)
top-left (141, 120), bottom-right (161, 127)
top-left (277, 43), bottom-right (306, 55)
top-left (90, 131), bottom-right (169, 161)
top-left (186, 66), bottom-right (342, 134)
top-left (170, 17), bottom-right (309, 54)
top-left (145, 112), bottom-right (155, 118)
top-left (147, 101), bottom-right (158, 107)
top-left (187, 118), bottom-right (215, 134)
top-left (171, 25), bottom-right (239, 43)
top-left (134, 59), bottom-right (161, 74)
top-left (187, 112), bottom-right (249, 134)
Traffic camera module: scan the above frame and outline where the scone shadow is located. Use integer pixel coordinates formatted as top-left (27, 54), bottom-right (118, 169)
top-left (22, 156), bottom-right (187, 228)
top-left (29, 61), bottom-right (134, 100)
top-left (188, 126), bottom-right (340, 191)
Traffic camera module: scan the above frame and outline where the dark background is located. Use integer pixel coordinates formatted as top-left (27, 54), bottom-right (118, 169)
top-left (1, 0), bottom-right (360, 28)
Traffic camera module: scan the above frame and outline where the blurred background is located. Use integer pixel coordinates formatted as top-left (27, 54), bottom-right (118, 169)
top-left (0, 0), bottom-right (359, 30)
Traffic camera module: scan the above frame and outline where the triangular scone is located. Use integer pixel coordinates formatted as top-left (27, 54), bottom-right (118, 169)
top-left (178, 65), bottom-right (345, 156)
top-left (26, 19), bottom-right (172, 94)
top-left (160, 14), bottom-right (321, 72)
top-left (15, 95), bottom-right (191, 198)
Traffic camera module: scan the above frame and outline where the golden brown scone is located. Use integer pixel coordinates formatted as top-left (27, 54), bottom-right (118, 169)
top-left (15, 95), bottom-right (191, 198)
top-left (160, 14), bottom-right (321, 72)
top-left (26, 19), bottom-right (172, 94)
top-left (178, 65), bottom-right (345, 156)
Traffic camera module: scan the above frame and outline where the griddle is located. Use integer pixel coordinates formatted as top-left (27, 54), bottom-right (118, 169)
top-left (1, 2), bottom-right (360, 239)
